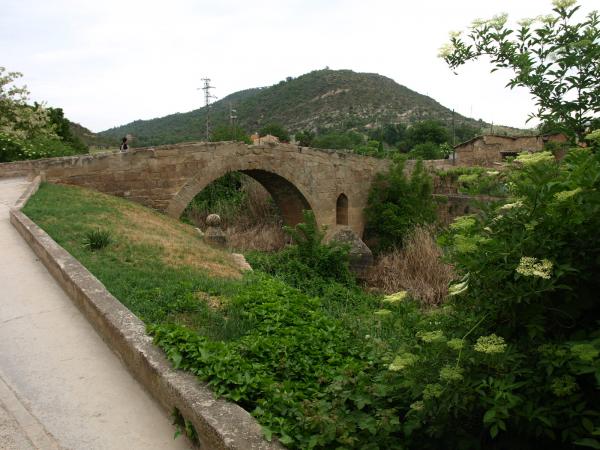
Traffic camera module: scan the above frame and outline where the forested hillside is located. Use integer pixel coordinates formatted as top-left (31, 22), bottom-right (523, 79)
top-left (98, 69), bottom-right (523, 147)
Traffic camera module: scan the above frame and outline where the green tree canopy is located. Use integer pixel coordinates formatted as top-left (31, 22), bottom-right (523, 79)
top-left (0, 67), bottom-right (55, 141)
top-left (258, 123), bottom-right (290, 142)
top-left (0, 67), bottom-right (87, 162)
top-left (311, 131), bottom-right (364, 150)
top-left (440, 0), bottom-right (600, 141)
top-left (364, 158), bottom-right (436, 252)
top-left (210, 124), bottom-right (252, 144)
top-left (404, 120), bottom-right (449, 149)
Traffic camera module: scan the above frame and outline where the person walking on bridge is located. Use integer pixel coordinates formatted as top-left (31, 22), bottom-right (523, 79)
top-left (120, 136), bottom-right (129, 152)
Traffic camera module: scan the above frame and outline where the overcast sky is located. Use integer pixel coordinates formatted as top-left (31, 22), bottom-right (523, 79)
top-left (1, 0), bottom-right (596, 132)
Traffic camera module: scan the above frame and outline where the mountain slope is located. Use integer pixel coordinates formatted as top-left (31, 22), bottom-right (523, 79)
top-left (98, 69), bottom-right (519, 147)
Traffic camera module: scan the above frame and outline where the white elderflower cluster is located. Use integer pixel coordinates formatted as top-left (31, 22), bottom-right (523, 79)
top-left (499, 200), bottom-right (524, 211)
top-left (447, 338), bottom-right (465, 351)
top-left (422, 383), bottom-right (444, 400)
top-left (439, 365), bottom-right (464, 382)
top-left (438, 43), bottom-right (455, 59)
top-left (383, 291), bottom-right (408, 304)
top-left (517, 17), bottom-right (535, 27)
top-left (474, 334), bottom-right (507, 354)
top-left (388, 353), bottom-right (418, 372)
top-left (417, 330), bottom-right (446, 343)
top-left (515, 151), bottom-right (554, 165)
top-left (410, 401), bottom-right (425, 411)
top-left (516, 256), bottom-right (553, 279)
top-left (489, 13), bottom-right (509, 29)
top-left (552, 0), bottom-right (576, 9)
top-left (554, 188), bottom-right (582, 202)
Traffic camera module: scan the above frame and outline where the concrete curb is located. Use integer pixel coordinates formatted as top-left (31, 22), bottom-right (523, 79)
top-left (9, 178), bottom-right (282, 450)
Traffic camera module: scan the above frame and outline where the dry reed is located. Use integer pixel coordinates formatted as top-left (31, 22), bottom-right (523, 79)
top-left (365, 225), bottom-right (454, 307)
top-left (188, 175), bottom-right (287, 252)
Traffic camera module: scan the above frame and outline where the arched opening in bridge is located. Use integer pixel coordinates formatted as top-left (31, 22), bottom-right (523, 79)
top-left (336, 193), bottom-right (348, 226)
top-left (181, 170), bottom-right (312, 251)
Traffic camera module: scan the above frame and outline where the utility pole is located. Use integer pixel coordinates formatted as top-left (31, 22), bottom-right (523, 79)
top-left (199, 78), bottom-right (216, 141)
top-left (452, 109), bottom-right (456, 165)
top-left (229, 102), bottom-right (237, 138)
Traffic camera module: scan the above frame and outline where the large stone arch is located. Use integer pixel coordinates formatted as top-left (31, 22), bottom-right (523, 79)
top-left (166, 164), bottom-right (317, 227)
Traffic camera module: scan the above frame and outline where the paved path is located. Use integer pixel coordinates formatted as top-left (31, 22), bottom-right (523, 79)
top-left (0, 178), bottom-right (191, 449)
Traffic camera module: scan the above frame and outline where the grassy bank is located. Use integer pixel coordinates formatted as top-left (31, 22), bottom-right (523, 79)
top-left (22, 183), bottom-right (414, 448)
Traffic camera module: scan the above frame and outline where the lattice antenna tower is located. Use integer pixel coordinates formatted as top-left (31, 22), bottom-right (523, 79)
top-left (199, 78), bottom-right (217, 141)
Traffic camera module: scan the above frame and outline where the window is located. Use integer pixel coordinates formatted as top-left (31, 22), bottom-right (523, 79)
top-left (336, 194), bottom-right (348, 225)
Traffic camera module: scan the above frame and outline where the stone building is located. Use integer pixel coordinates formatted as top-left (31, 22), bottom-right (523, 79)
top-left (453, 133), bottom-right (567, 166)
top-left (250, 134), bottom-right (280, 145)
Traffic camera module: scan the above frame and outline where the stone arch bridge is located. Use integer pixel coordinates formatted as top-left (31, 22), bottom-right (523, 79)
top-left (2, 142), bottom-right (392, 237)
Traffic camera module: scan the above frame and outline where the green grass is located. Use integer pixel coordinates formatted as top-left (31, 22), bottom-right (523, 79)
top-left (21, 182), bottom-right (427, 449)
top-left (22, 183), bottom-right (251, 339)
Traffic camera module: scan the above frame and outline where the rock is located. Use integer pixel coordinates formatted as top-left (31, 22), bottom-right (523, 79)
top-left (328, 227), bottom-right (373, 277)
top-left (231, 253), bottom-right (252, 271)
top-left (204, 214), bottom-right (227, 247)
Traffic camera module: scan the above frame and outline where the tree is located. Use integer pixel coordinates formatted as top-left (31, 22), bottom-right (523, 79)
top-left (404, 120), bottom-right (449, 149)
top-left (440, 0), bottom-right (600, 141)
top-left (311, 131), bottom-right (364, 150)
top-left (0, 67), bottom-right (55, 141)
top-left (364, 158), bottom-right (436, 252)
top-left (0, 67), bottom-right (85, 162)
top-left (210, 124), bottom-right (251, 144)
top-left (295, 130), bottom-right (314, 147)
top-left (258, 123), bottom-right (290, 142)
top-left (409, 142), bottom-right (441, 159)
top-left (46, 107), bottom-right (87, 153)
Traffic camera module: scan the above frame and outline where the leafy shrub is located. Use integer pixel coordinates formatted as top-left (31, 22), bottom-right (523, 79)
top-left (83, 229), bottom-right (112, 250)
top-left (419, 147), bottom-right (600, 448)
top-left (364, 158), bottom-right (436, 252)
top-left (248, 210), bottom-right (353, 287)
top-left (0, 132), bottom-right (82, 162)
top-left (437, 166), bottom-right (509, 196)
top-left (150, 275), bottom-right (394, 449)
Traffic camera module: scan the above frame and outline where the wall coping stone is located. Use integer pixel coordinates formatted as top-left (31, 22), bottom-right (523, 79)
top-left (9, 177), bottom-right (283, 450)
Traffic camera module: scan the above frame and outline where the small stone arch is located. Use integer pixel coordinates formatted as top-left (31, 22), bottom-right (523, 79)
top-left (336, 193), bottom-right (348, 225)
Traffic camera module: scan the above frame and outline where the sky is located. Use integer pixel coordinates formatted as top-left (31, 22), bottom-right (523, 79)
top-left (1, 0), bottom-right (597, 133)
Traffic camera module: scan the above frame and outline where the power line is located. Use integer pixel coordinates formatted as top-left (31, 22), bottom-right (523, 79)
top-left (229, 102), bottom-right (237, 134)
top-left (199, 78), bottom-right (216, 141)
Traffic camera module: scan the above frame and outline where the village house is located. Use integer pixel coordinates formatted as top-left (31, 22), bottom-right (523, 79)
top-left (250, 133), bottom-right (280, 145)
top-left (453, 133), bottom-right (567, 166)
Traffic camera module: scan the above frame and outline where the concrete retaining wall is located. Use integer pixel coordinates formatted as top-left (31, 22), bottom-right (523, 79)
top-left (9, 177), bottom-right (282, 450)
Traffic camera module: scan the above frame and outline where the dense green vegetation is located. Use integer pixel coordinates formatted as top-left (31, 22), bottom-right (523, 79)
top-left (0, 67), bottom-right (89, 161)
top-left (97, 69), bottom-right (509, 148)
top-left (24, 142), bottom-right (600, 448)
top-left (437, 166), bottom-right (510, 197)
top-left (210, 124), bottom-right (252, 144)
top-left (364, 158), bottom-right (437, 252)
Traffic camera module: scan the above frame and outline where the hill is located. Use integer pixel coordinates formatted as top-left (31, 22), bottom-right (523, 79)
top-left (68, 120), bottom-right (113, 148)
top-left (98, 69), bottom-right (524, 147)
